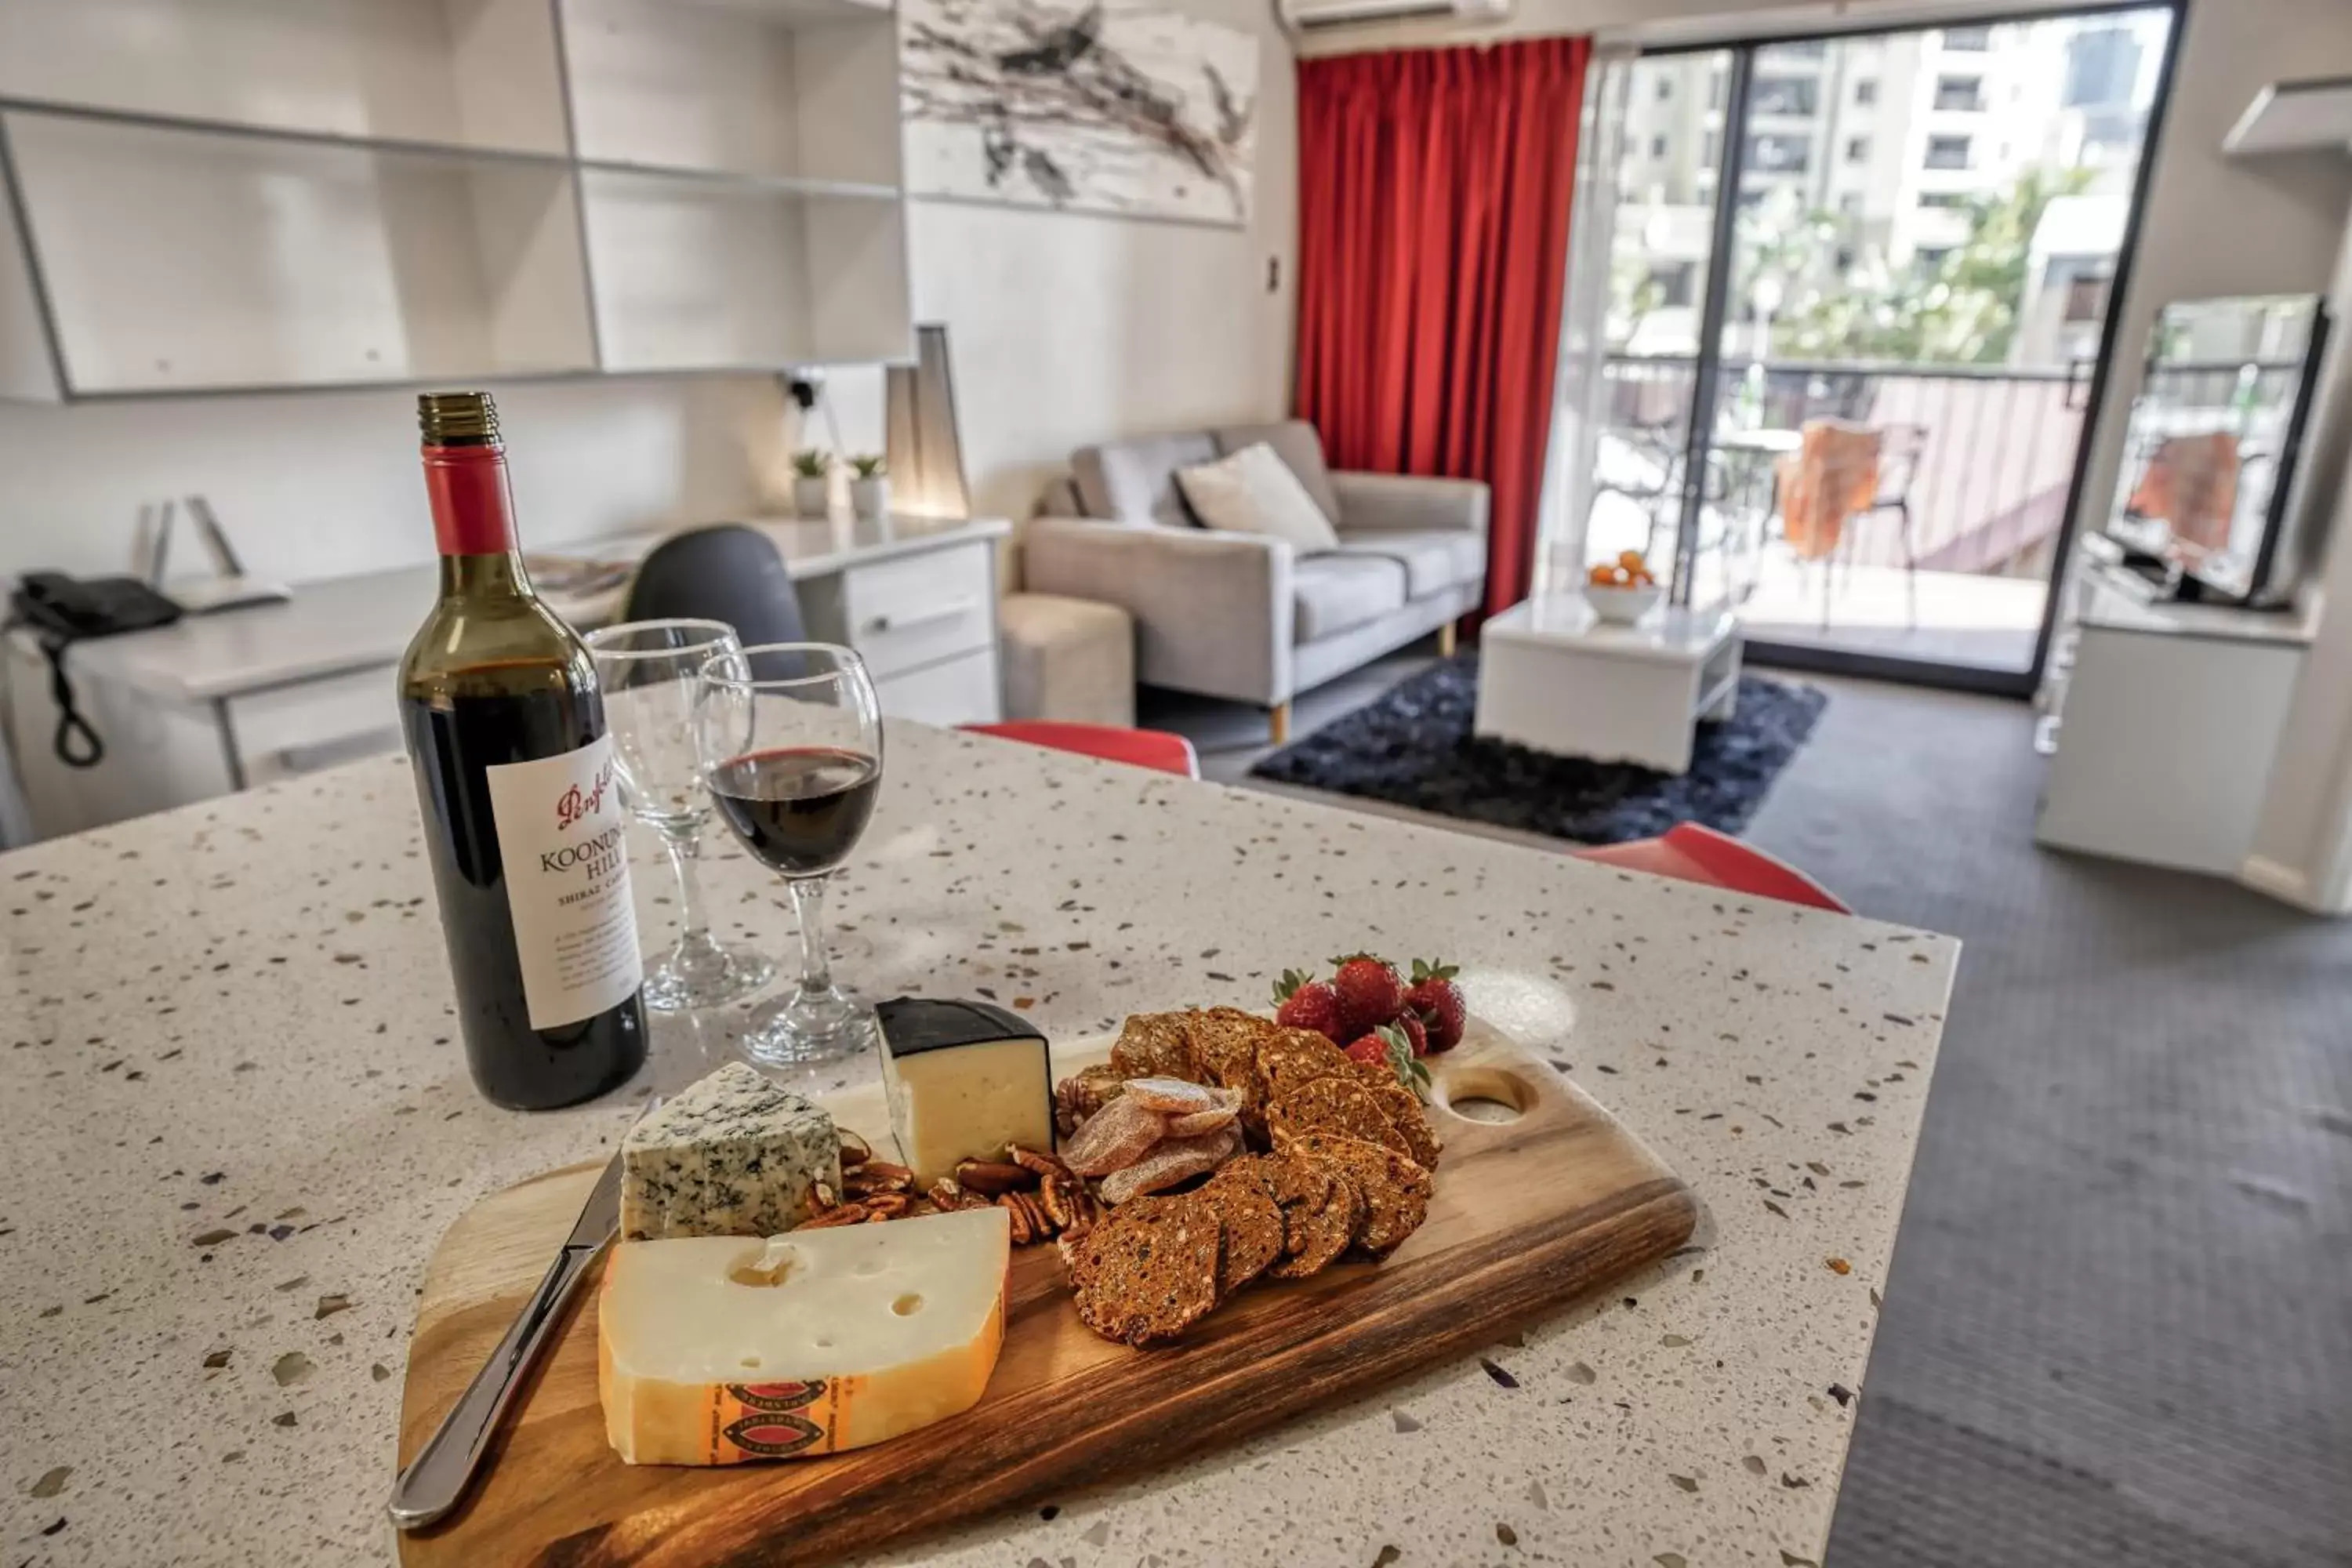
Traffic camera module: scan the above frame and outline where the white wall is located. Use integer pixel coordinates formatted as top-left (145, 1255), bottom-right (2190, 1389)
top-left (0, 375), bottom-right (808, 583)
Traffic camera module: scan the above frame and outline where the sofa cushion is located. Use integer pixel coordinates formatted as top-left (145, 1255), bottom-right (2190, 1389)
top-left (1214, 420), bottom-right (1343, 527)
top-left (1332, 529), bottom-right (1485, 598)
top-left (1293, 554), bottom-right (1406, 642)
top-left (1073, 431), bottom-right (1220, 527)
top-left (1177, 443), bottom-right (1343, 554)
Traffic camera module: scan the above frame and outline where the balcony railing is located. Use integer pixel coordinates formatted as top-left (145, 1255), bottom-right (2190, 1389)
top-left (1595, 352), bottom-right (2307, 577)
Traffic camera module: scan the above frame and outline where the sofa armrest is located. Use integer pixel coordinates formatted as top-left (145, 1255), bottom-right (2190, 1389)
top-left (1330, 470), bottom-right (1491, 536)
top-left (1022, 518), bottom-right (1296, 706)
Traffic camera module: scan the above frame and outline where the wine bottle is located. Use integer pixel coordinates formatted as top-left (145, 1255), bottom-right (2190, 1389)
top-left (398, 391), bottom-right (647, 1111)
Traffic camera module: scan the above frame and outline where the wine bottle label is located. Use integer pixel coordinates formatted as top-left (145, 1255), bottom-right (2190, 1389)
top-left (483, 734), bottom-right (643, 1030)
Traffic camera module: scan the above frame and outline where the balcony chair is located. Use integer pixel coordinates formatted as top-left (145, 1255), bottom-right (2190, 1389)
top-left (1772, 421), bottom-right (1926, 630)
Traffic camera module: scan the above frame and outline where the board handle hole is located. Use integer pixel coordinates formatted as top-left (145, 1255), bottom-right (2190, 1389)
top-left (1433, 1065), bottom-right (1535, 1123)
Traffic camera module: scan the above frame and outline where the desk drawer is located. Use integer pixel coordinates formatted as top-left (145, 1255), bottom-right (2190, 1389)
top-left (874, 648), bottom-right (1000, 726)
top-left (224, 664), bottom-right (400, 768)
top-left (840, 544), bottom-right (994, 681)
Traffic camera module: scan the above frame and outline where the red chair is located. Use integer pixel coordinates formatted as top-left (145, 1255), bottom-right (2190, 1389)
top-left (1573, 822), bottom-right (1849, 913)
top-left (964, 720), bottom-right (1200, 779)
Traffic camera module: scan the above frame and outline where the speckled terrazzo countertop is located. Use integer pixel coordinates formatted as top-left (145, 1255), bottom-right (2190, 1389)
top-left (1, 721), bottom-right (1958, 1567)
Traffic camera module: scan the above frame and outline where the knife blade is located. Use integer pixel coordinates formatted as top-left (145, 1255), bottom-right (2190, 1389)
top-left (387, 1149), bottom-right (627, 1531)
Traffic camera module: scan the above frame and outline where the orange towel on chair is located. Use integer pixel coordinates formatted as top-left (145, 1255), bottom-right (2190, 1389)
top-left (2127, 432), bottom-right (2240, 559)
top-left (1774, 422), bottom-right (1882, 562)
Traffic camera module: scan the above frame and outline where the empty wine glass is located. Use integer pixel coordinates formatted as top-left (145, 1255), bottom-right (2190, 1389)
top-left (694, 642), bottom-right (884, 1065)
top-left (585, 619), bottom-right (775, 1012)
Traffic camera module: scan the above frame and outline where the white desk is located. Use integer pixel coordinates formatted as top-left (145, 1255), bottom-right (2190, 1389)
top-left (1475, 595), bottom-right (1743, 773)
top-left (6, 514), bottom-right (1011, 838)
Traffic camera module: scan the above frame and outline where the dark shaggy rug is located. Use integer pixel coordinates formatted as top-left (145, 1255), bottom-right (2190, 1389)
top-left (1249, 652), bottom-right (1828, 845)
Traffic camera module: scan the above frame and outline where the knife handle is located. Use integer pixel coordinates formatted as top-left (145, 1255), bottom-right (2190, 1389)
top-left (387, 1243), bottom-right (600, 1531)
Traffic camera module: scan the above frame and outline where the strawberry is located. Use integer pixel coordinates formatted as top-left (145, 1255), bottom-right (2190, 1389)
top-left (1272, 968), bottom-right (1346, 1042)
top-left (1403, 958), bottom-right (1465, 1053)
top-left (1341, 1031), bottom-right (1391, 1069)
top-left (1345, 1022), bottom-right (1434, 1100)
top-left (1328, 953), bottom-right (1406, 1035)
top-left (1393, 1010), bottom-right (1429, 1058)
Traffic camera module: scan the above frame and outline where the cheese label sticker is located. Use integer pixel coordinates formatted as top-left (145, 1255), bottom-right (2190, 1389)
top-left (484, 733), bottom-right (641, 1029)
top-left (702, 1377), bottom-right (862, 1464)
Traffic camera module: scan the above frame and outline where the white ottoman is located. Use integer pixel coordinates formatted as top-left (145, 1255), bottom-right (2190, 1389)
top-left (1474, 595), bottom-right (1741, 775)
top-left (999, 593), bottom-right (1137, 726)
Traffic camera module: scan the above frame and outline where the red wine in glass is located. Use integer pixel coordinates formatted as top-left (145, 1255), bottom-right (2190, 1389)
top-left (706, 746), bottom-right (881, 877)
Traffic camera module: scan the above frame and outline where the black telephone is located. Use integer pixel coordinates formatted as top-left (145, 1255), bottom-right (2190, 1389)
top-left (7, 572), bottom-right (184, 768)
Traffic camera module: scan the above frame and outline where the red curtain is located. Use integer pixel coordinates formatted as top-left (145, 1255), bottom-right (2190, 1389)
top-left (1295, 38), bottom-right (1590, 620)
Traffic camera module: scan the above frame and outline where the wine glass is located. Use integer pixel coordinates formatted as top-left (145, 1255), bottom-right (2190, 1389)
top-left (585, 619), bottom-right (776, 1012)
top-left (694, 642), bottom-right (884, 1065)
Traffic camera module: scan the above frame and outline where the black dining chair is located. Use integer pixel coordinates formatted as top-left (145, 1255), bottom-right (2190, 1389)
top-left (621, 524), bottom-right (808, 647)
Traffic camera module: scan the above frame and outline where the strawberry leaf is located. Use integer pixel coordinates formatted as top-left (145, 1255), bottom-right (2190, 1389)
top-left (1409, 957), bottom-right (1460, 983)
top-left (1271, 967), bottom-right (1318, 1004)
top-left (1377, 1025), bottom-right (1432, 1102)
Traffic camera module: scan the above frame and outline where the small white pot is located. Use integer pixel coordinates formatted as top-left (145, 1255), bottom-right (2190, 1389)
top-left (850, 475), bottom-right (890, 521)
top-left (792, 474), bottom-right (830, 518)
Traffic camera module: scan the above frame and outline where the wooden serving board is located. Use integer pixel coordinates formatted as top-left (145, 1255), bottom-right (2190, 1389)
top-left (397, 1040), bottom-right (1698, 1567)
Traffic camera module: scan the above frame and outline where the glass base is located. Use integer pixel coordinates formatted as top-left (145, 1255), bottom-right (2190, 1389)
top-left (741, 982), bottom-right (876, 1066)
top-left (641, 938), bottom-right (776, 1013)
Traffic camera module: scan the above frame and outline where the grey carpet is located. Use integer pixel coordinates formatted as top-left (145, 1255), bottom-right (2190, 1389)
top-left (1149, 651), bottom-right (2352, 1568)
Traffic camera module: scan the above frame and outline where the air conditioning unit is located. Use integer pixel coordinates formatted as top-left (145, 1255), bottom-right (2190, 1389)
top-left (1280, 0), bottom-right (1508, 31)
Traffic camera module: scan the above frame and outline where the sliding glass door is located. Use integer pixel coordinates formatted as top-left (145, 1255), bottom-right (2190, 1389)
top-left (1561, 5), bottom-right (2177, 691)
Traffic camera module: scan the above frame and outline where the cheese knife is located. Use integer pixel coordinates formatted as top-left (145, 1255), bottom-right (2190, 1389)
top-left (387, 1149), bottom-right (626, 1531)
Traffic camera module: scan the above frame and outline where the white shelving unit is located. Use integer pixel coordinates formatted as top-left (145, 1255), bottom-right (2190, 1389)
top-left (0, 0), bottom-right (910, 401)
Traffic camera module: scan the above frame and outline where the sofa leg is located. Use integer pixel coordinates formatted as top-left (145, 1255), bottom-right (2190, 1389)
top-left (1268, 702), bottom-right (1292, 746)
top-left (1437, 621), bottom-right (1457, 659)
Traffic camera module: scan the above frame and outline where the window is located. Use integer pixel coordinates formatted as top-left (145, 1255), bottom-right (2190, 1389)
top-left (1751, 76), bottom-right (1819, 117)
top-left (2064, 273), bottom-right (2112, 324)
top-left (1702, 129), bottom-right (1720, 165)
top-left (1855, 78), bottom-right (1879, 107)
top-left (1918, 191), bottom-right (1967, 209)
top-left (1651, 134), bottom-right (1669, 158)
top-left (1926, 134), bottom-right (1972, 170)
top-left (1838, 191), bottom-right (1863, 216)
top-left (1916, 246), bottom-right (1953, 273)
top-left (1650, 261), bottom-right (1698, 308)
top-left (1657, 77), bottom-right (1674, 102)
top-left (1935, 75), bottom-right (1984, 112)
top-left (1941, 24), bottom-right (1992, 50)
top-left (1846, 136), bottom-right (1871, 162)
top-left (1834, 245), bottom-right (1857, 271)
top-left (1746, 132), bottom-right (1811, 174)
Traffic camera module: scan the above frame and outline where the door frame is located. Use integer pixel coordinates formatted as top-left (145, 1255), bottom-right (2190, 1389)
top-left (1639, 0), bottom-right (2186, 698)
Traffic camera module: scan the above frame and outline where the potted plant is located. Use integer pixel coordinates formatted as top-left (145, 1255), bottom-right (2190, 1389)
top-left (848, 455), bottom-right (889, 521)
top-left (789, 449), bottom-right (831, 518)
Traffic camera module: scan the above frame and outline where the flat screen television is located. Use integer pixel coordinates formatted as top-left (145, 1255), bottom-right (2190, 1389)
top-left (2104, 292), bottom-right (2330, 606)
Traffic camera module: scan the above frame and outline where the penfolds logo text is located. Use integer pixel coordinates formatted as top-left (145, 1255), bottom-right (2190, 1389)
top-left (556, 759), bottom-right (615, 832)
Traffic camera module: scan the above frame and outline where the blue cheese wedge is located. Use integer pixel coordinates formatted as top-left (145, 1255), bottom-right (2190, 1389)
top-left (620, 1062), bottom-right (841, 1240)
top-left (877, 998), bottom-right (1054, 1183)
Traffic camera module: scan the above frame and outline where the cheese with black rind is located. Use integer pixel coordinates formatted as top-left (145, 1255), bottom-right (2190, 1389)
top-left (877, 997), bottom-right (1054, 1182)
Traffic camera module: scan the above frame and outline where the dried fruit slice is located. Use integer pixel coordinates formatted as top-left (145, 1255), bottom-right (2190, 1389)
top-left (1167, 1087), bottom-right (1241, 1137)
top-left (1098, 1125), bottom-right (1242, 1205)
top-left (1123, 1076), bottom-right (1224, 1115)
top-left (1109, 1013), bottom-right (1197, 1080)
top-left (1273, 1131), bottom-right (1432, 1258)
top-left (1063, 1191), bottom-right (1224, 1346)
top-left (1061, 1095), bottom-right (1169, 1178)
top-left (1199, 1157), bottom-right (1286, 1297)
top-left (1258, 1153), bottom-right (1360, 1281)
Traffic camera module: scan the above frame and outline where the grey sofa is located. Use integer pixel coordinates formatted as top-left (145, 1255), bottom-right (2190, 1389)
top-left (1025, 420), bottom-right (1488, 740)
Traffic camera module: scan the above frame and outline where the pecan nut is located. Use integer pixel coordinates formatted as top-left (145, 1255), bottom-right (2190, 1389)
top-left (955, 1159), bottom-right (1036, 1195)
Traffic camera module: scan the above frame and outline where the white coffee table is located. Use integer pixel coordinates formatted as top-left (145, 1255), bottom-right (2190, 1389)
top-left (1474, 595), bottom-right (1742, 774)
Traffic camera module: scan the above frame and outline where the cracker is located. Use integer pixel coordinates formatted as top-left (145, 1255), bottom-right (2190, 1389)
top-left (1274, 1131), bottom-right (1432, 1259)
top-left (1255, 1029), bottom-right (1353, 1098)
top-left (1343, 1060), bottom-right (1443, 1171)
top-left (1064, 1190), bottom-right (1224, 1346)
top-left (1109, 1012), bottom-right (1198, 1080)
top-left (1185, 1008), bottom-right (1279, 1091)
top-left (1199, 1157), bottom-right (1287, 1297)
top-left (1258, 1152), bottom-right (1360, 1281)
top-left (1264, 1075), bottom-right (1415, 1163)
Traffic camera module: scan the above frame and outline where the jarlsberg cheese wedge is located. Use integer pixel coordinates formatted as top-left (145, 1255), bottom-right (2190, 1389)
top-left (598, 1206), bottom-right (1011, 1465)
top-left (877, 997), bottom-right (1055, 1183)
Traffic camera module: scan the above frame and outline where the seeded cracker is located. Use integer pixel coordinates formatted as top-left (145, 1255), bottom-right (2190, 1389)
top-left (1065, 1191), bottom-right (1225, 1346)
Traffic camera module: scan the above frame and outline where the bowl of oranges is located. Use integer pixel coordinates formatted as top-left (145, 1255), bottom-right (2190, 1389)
top-left (1584, 551), bottom-right (1664, 625)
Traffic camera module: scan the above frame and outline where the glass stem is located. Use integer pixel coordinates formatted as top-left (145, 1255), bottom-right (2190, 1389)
top-left (662, 830), bottom-right (715, 956)
top-left (788, 875), bottom-right (833, 996)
